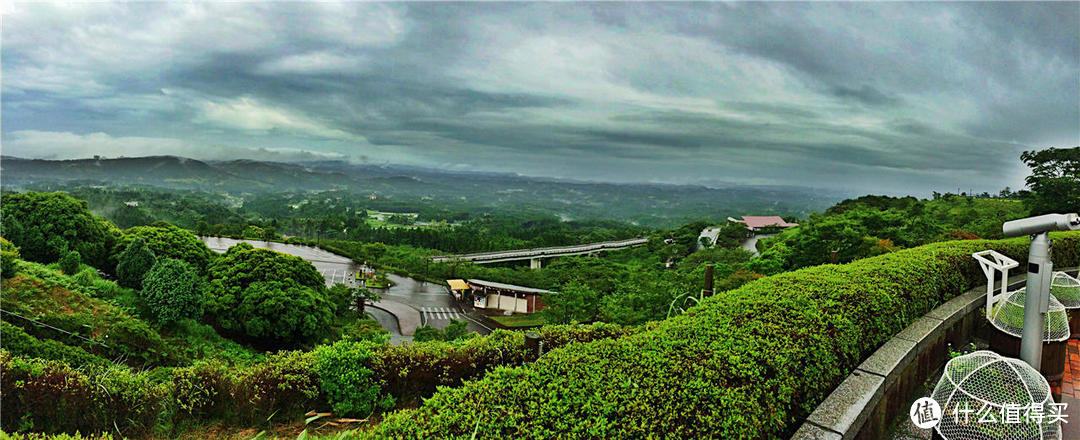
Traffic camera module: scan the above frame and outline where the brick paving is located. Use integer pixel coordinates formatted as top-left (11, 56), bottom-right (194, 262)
top-left (1051, 338), bottom-right (1080, 439)
top-left (1052, 338), bottom-right (1079, 398)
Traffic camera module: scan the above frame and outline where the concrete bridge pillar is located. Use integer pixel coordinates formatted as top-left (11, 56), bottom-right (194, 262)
top-left (530, 257), bottom-right (543, 269)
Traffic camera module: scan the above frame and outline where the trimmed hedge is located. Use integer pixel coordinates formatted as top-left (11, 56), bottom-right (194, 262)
top-left (372, 322), bottom-right (637, 406)
top-left (0, 323), bottom-right (637, 435)
top-left (364, 232), bottom-right (1080, 439)
top-left (0, 353), bottom-right (169, 437)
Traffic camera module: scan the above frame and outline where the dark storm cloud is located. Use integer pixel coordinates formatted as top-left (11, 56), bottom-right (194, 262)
top-left (2, 1), bottom-right (1076, 194)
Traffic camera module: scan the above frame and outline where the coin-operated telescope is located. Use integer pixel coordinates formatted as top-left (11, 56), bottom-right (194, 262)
top-left (1001, 213), bottom-right (1080, 369)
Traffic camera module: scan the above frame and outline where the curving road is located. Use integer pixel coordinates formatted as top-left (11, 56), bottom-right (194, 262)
top-left (200, 237), bottom-right (491, 344)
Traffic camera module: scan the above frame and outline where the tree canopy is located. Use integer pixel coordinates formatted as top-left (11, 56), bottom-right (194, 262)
top-left (234, 280), bottom-right (333, 347)
top-left (1021, 146), bottom-right (1080, 215)
top-left (116, 237), bottom-right (157, 289)
top-left (141, 259), bottom-right (204, 325)
top-left (0, 192), bottom-right (118, 267)
top-left (118, 223), bottom-right (214, 272)
top-left (205, 244), bottom-right (330, 346)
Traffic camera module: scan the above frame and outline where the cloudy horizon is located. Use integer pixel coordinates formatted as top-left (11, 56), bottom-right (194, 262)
top-left (3, 2), bottom-right (1077, 195)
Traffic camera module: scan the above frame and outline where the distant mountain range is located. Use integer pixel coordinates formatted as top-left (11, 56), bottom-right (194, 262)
top-left (1, 155), bottom-right (849, 226)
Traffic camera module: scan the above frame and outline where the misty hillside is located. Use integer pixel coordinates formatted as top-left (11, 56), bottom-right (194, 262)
top-left (1, 155), bottom-right (846, 227)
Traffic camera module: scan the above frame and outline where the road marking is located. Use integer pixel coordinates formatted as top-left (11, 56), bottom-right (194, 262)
top-left (420, 307), bottom-right (461, 321)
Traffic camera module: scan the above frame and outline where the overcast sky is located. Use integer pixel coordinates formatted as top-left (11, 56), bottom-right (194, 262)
top-left (3, 2), bottom-right (1077, 194)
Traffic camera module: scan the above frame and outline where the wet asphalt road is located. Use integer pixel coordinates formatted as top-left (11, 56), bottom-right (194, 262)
top-left (200, 237), bottom-right (491, 342)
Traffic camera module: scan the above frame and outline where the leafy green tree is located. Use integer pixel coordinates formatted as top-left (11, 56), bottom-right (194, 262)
top-left (442, 319), bottom-right (470, 341)
top-left (1, 238), bottom-right (21, 279)
top-left (313, 340), bottom-right (394, 417)
top-left (413, 325), bottom-right (444, 342)
top-left (328, 283), bottom-right (355, 315)
top-left (542, 280), bottom-right (601, 324)
top-left (1021, 147), bottom-right (1080, 215)
top-left (235, 280), bottom-right (333, 347)
top-left (361, 242), bottom-right (388, 264)
top-left (0, 192), bottom-right (118, 267)
top-left (206, 245), bottom-right (330, 346)
top-left (117, 223), bottom-right (214, 272)
top-left (141, 259), bottom-right (204, 325)
top-left (116, 237), bottom-right (157, 288)
top-left (354, 287), bottom-right (381, 317)
top-left (58, 250), bottom-right (81, 275)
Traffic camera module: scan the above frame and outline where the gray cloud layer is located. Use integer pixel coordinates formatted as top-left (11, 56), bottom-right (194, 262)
top-left (3, 2), bottom-right (1077, 194)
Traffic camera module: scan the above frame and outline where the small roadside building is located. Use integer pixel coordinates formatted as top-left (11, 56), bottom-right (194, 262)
top-left (726, 216), bottom-right (798, 234)
top-left (447, 279), bottom-right (551, 314)
top-left (447, 279), bottom-right (471, 300)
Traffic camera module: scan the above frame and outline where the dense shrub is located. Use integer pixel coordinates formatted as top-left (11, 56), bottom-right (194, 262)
top-left (371, 322), bottom-right (638, 406)
top-left (1, 261), bottom-right (181, 367)
top-left (313, 341), bottom-right (393, 417)
top-left (229, 350), bottom-right (321, 422)
top-left (364, 232), bottom-right (1080, 439)
top-left (0, 322), bottom-right (109, 369)
top-left (57, 251), bottom-right (81, 276)
top-left (0, 192), bottom-right (119, 268)
top-left (0, 432), bottom-right (117, 440)
top-left (2, 238), bottom-right (20, 279)
top-left (233, 281), bottom-right (333, 347)
top-left (115, 237), bottom-right (156, 289)
top-left (0, 319), bottom-right (637, 436)
top-left (117, 224), bottom-right (213, 273)
top-left (140, 259), bottom-right (204, 325)
top-left (0, 352), bottom-right (169, 437)
top-left (171, 360), bottom-right (229, 418)
top-left (206, 244), bottom-right (330, 347)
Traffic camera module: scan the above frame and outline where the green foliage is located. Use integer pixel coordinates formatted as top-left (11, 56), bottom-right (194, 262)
top-left (757, 194), bottom-right (1030, 270)
top-left (370, 322), bottom-right (637, 406)
top-left (312, 340), bottom-right (393, 417)
top-left (141, 259), bottom-right (204, 325)
top-left (1, 260), bottom-right (181, 367)
top-left (0, 432), bottom-right (117, 440)
top-left (230, 350), bottom-right (321, 422)
top-left (413, 320), bottom-right (473, 343)
top-left (1, 238), bottom-right (21, 279)
top-left (1021, 146), bottom-right (1080, 215)
top-left (234, 281), bottom-right (333, 348)
top-left (167, 320), bottom-right (265, 367)
top-left (363, 232), bottom-right (1080, 439)
top-left (115, 237), bottom-right (156, 289)
top-left (0, 192), bottom-right (118, 269)
top-left (57, 251), bottom-right (80, 276)
top-left (206, 245), bottom-right (330, 347)
top-left (0, 352), bottom-right (169, 437)
top-left (542, 281), bottom-right (601, 324)
top-left (117, 223), bottom-right (214, 272)
top-left (0, 322), bottom-right (109, 369)
top-left (412, 325), bottom-right (444, 343)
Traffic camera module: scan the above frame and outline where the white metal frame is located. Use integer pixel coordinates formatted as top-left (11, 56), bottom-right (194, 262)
top-left (972, 250), bottom-right (1019, 320)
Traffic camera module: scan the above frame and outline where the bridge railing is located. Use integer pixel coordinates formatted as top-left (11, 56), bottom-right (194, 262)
top-left (431, 238), bottom-right (648, 262)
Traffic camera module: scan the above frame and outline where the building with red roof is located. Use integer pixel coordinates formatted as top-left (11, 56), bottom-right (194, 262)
top-left (726, 215), bottom-right (799, 232)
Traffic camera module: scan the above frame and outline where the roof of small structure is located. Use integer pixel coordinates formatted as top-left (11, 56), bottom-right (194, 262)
top-left (447, 279), bottom-right (470, 290)
top-left (727, 215), bottom-right (799, 229)
top-left (467, 279), bottom-right (554, 295)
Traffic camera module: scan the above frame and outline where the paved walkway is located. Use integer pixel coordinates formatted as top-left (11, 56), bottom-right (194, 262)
top-left (366, 299), bottom-right (421, 336)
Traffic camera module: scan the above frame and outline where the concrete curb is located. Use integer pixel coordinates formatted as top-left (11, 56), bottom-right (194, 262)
top-left (790, 268), bottom-right (1080, 440)
top-left (366, 299), bottom-right (422, 336)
